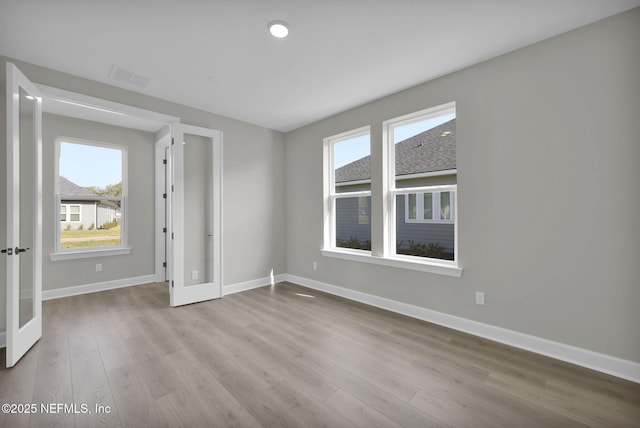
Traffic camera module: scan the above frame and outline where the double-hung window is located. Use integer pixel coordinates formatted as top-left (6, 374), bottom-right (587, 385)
top-left (324, 127), bottom-right (371, 252)
top-left (53, 137), bottom-right (128, 257)
top-left (323, 102), bottom-right (459, 275)
top-left (386, 102), bottom-right (457, 261)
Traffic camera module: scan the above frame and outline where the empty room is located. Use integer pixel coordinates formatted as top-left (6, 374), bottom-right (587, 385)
top-left (1, 1), bottom-right (639, 427)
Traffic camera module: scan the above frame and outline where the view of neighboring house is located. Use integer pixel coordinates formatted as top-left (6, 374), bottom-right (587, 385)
top-left (58, 176), bottom-right (120, 230)
top-left (334, 119), bottom-right (456, 258)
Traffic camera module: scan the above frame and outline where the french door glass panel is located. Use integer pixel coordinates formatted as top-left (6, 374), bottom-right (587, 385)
top-left (18, 87), bottom-right (35, 328)
top-left (169, 124), bottom-right (221, 307)
top-left (6, 63), bottom-right (42, 367)
top-left (183, 133), bottom-right (214, 287)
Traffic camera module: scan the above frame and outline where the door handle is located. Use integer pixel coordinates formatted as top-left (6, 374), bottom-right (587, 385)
top-left (15, 247), bottom-right (29, 254)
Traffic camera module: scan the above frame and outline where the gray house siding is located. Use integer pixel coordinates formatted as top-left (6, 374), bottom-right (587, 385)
top-left (60, 200), bottom-right (118, 231)
top-left (336, 197), bottom-right (371, 247)
top-left (97, 204), bottom-right (118, 227)
top-left (60, 200), bottom-right (95, 231)
top-left (395, 194), bottom-right (455, 254)
top-left (335, 195), bottom-right (454, 255)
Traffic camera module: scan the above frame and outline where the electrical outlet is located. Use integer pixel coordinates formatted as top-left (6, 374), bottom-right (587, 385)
top-left (475, 291), bottom-right (485, 305)
top-left (96, 263), bottom-right (102, 272)
top-left (313, 261), bottom-right (317, 271)
top-left (191, 270), bottom-right (199, 280)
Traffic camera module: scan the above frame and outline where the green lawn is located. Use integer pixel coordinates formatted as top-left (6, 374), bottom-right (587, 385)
top-left (61, 225), bottom-right (121, 249)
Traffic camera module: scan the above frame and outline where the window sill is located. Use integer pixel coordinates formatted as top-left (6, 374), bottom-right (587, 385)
top-left (50, 247), bottom-right (131, 261)
top-left (320, 248), bottom-right (462, 277)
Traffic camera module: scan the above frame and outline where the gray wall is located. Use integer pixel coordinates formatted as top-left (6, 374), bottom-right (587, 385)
top-left (1, 55), bottom-right (287, 332)
top-left (284, 8), bottom-right (640, 363)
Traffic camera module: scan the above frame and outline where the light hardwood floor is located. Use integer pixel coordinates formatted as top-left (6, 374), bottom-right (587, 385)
top-left (1, 281), bottom-right (638, 427)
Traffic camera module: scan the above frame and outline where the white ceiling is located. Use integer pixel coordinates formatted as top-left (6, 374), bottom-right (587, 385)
top-left (1, 0), bottom-right (638, 132)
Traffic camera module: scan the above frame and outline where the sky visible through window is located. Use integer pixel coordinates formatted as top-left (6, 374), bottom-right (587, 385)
top-left (334, 113), bottom-right (455, 169)
top-left (59, 142), bottom-right (122, 188)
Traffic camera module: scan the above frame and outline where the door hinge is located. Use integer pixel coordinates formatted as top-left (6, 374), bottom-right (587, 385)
top-left (163, 193), bottom-right (167, 199)
top-left (171, 185), bottom-right (174, 192)
top-left (163, 159), bottom-right (167, 165)
top-left (163, 262), bottom-right (166, 268)
top-left (171, 138), bottom-right (174, 145)
top-left (171, 281), bottom-right (174, 288)
top-left (163, 227), bottom-right (167, 233)
top-left (1, 248), bottom-right (13, 255)
top-left (171, 233), bottom-right (174, 239)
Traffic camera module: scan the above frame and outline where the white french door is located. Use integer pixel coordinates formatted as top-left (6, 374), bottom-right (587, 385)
top-left (4, 63), bottom-right (42, 367)
top-left (168, 124), bottom-right (222, 307)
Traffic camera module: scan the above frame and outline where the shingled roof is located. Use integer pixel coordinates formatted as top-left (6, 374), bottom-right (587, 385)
top-left (58, 176), bottom-right (96, 196)
top-left (335, 118), bottom-right (456, 183)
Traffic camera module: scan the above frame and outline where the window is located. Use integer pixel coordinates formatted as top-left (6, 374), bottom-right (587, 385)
top-left (60, 204), bottom-right (81, 223)
top-left (404, 191), bottom-right (455, 223)
top-left (54, 138), bottom-right (127, 254)
top-left (322, 102), bottom-right (460, 275)
top-left (324, 127), bottom-right (371, 251)
top-left (387, 102), bottom-right (457, 261)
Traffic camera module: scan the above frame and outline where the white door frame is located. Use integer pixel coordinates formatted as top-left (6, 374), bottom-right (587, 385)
top-left (154, 126), bottom-right (172, 282)
top-left (5, 62), bottom-right (42, 367)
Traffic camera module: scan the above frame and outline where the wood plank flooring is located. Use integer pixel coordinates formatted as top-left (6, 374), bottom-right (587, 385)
top-left (1, 281), bottom-right (638, 427)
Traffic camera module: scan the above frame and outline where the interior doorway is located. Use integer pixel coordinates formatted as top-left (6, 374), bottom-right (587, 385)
top-left (5, 68), bottom-right (223, 366)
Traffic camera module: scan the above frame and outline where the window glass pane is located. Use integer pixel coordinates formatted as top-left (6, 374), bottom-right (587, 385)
top-left (58, 141), bottom-right (124, 249)
top-left (391, 105), bottom-right (456, 261)
top-left (70, 204), bottom-right (80, 222)
top-left (333, 133), bottom-right (370, 194)
top-left (396, 195), bottom-right (454, 260)
top-left (441, 192), bottom-right (451, 220)
top-left (336, 196), bottom-right (371, 251)
top-left (393, 113), bottom-right (456, 188)
top-left (59, 142), bottom-right (122, 195)
top-left (407, 193), bottom-right (417, 220)
top-left (423, 193), bottom-right (433, 220)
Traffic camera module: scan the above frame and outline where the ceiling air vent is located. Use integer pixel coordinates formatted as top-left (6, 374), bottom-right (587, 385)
top-left (109, 65), bottom-right (150, 88)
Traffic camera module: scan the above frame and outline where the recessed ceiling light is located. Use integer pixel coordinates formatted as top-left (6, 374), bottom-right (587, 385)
top-left (268, 21), bottom-right (289, 38)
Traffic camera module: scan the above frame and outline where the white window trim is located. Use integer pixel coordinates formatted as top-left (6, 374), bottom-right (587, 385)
top-left (384, 102), bottom-right (459, 266)
top-left (322, 103), bottom-right (461, 275)
top-left (51, 136), bottom-right (130, 260)
top-left (323, 126), bottom-right (372, 254)
top-left (321, 247), bottom-right (462, 276)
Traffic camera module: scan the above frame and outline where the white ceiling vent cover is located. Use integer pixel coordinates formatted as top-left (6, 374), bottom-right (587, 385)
top-left (109, 65), bottom-right (151, 88)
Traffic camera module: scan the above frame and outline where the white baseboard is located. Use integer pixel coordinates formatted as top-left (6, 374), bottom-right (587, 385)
top-left (1, 273), bottom-right (278, 348)
top-left (5, 271), bottom-right (637, 383)
top-left (223, 273), bottom-right (287, 296)
top-left (282, 274), bottom-right (640, 384)
top-left (42, 274), bottom-right (158, 300)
